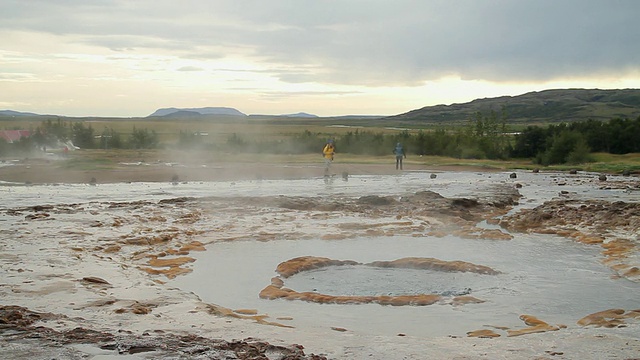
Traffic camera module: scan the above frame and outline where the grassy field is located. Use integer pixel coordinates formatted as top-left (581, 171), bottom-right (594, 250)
top-left (2, 117), bottom-right (640, 174)
top-left (415, 152), bottom-right (640, 173)
top-left (581, 152), bottom-right (640, 173)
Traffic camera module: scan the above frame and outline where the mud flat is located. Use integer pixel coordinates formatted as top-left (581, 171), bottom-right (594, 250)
top-left (0, 164), bottom-right (639, 359)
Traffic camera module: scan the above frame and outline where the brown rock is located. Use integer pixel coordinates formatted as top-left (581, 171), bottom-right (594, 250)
top-left (138, 266), bottom-right (192, 279)
top-left (179, 241), bottom-right (206, 252)
top-left (275, 256), bottom-right (360, 278)
top-left (377, 294), bottom-right (441, 306)
top-left (368, 257), bottom-right (501, 275)
top-left (234, 309), bottom-right (258, 315)
top-left (147, 256), bottom-right (195, 268)
top-left (507, 315), bottom-right (559, 337)
top-left (577, 308), bottom-right (626, 327)
top-left (624, 267), bottom-right (640, 277)
top-left (271, 277), bottom-right (285, 287)
top-left (467, 329), bottom-right (500, 338)
top-left (259, 285), bottom-right (295, 300)
top-left (81, 276), bottom-right (110, 285)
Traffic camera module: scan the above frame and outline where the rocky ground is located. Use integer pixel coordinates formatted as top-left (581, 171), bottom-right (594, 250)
top-left (1, 158), bottom-right (639, 359)
top-left (1, 305), bottom-right (324, 359)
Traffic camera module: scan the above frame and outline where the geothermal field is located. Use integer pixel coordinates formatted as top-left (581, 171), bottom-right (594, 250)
top-left (1, 160), bottom-right (639, 359)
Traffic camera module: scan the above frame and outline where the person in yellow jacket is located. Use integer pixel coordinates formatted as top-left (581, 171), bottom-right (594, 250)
top-left (322, 139), bottom-right (335, 174)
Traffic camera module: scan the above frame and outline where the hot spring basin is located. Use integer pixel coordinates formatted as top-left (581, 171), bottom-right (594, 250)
top-left (171, 233), bottom-right (640, 337)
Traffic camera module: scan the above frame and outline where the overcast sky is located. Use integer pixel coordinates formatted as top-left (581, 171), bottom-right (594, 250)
top-left (1, 0), bottom-right (639, 117)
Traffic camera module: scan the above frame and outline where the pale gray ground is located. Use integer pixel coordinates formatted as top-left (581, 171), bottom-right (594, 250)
top-left (1, 168), bottom-right (639, 359)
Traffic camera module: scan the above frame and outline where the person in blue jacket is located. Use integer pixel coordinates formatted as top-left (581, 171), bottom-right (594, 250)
top-left (393, 142), bottom-right (406, 170)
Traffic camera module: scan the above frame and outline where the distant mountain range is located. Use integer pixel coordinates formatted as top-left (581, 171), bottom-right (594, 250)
top-left (0, 110), bottom-right (40, 117)
top-left (147, 108), bottom-right (320, 118)
top-left (387, 88), bottom-right (640, 124)
top-left (3, 88), bottom-right (640, 124)
top-left (0, 107), bottom-right (322, 119)
top-left (148, 107), bottom-right (246, 117)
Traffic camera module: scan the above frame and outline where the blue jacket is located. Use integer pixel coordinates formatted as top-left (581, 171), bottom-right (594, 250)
top-left (394, 143), bottom-right (405, 157)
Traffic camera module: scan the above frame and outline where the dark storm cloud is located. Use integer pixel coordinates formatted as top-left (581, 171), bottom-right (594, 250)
top-left (2, 0), bottom-right (638, 86)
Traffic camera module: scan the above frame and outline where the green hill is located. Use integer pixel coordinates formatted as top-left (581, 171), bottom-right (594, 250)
top-left (385, 88), bottom-right (640, 125)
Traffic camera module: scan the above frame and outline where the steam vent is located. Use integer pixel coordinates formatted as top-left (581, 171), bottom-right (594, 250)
top-left (259, 256), bottom-right (499, 306)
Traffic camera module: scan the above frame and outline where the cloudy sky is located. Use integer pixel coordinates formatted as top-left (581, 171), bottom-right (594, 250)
top-left (1, 0), bottom-right (639, 117)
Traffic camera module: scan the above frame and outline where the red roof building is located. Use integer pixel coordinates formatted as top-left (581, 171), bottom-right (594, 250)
top-left (0, 130), bottom-right (31, 143)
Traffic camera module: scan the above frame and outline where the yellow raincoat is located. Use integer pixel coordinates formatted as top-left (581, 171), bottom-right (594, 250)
top-left (323, 143), bottom-right (335, 160)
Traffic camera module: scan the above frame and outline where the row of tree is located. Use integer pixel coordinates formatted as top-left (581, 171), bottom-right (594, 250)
top-left (216, 113), bottom-right (638, 165)
top-left (11, 119), bottom-right (160, 151)
top-left (511, 117), bottom-right (640, 164)
top-left (2, 115), bottom-right (639, 165)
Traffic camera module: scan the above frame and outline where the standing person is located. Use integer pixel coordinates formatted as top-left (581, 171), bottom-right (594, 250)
top-left (393, 142), bottom-right (406, 170)
top-left (322, 139), bottom-right (335, 175)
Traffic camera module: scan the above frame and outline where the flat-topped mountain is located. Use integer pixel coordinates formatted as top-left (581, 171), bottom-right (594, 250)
top-left (148, 107), bottom-right (246, 117)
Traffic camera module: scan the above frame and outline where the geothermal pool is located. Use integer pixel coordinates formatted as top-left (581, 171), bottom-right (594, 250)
top-left (172, 232), bottom-right (639, 338)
